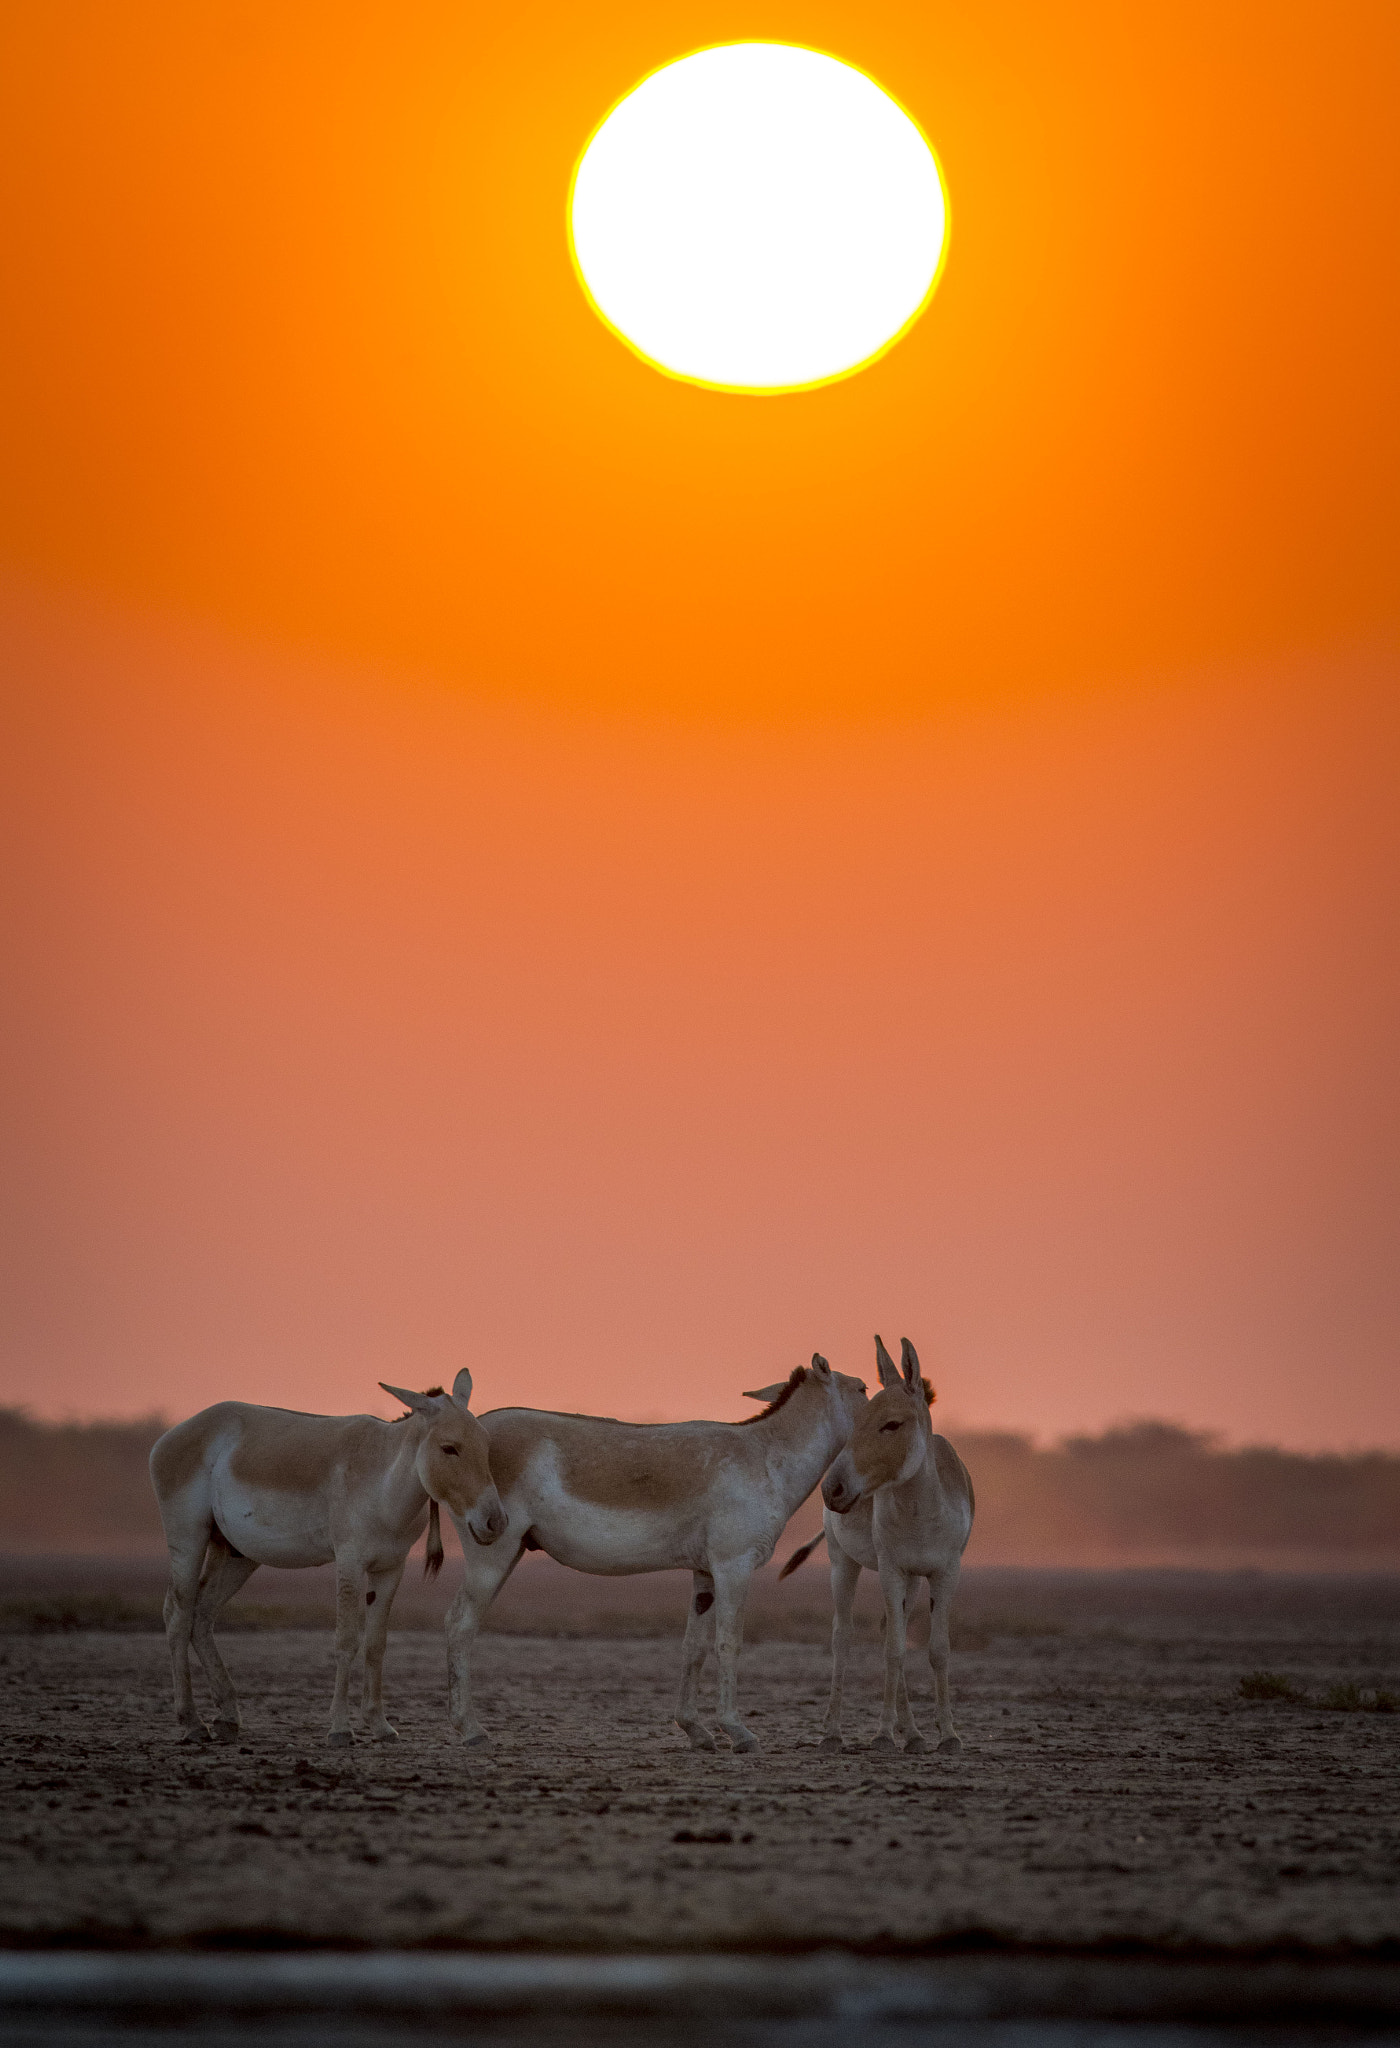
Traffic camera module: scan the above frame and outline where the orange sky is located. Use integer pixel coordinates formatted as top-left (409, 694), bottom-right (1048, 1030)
top-left (1, 3), bottom-right (1397, 1443)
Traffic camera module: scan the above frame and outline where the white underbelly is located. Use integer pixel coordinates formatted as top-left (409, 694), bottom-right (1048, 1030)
top-left (530, 1502), bottom-right (701, 1577)
top-left (212, 1480), bottom-right (334, 1570)
top-left (886, 1548), bottom-right (965, 1581)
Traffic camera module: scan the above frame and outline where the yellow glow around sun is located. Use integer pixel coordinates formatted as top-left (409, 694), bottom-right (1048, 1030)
top-left (569, 43), bottom-right (948, 394)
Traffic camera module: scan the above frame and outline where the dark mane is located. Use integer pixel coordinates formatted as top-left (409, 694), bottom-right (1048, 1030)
top-left (883, 1375), bottom-right (935, 1409)
top-left (390, 1383), bottom-right (445, 1421)
top-left (738, 1365), bottom-right (807, 1425)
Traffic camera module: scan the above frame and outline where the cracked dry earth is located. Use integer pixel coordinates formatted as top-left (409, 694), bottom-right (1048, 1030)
top-left (1, 1616), bottom-right (1397, 1951)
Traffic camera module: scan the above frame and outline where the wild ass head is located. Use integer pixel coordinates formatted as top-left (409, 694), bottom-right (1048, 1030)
top-left (380, 1369), bottom-right (506, 1547)
top-left (822, 1337), bottom-right (934, 1513)
top-left (742, 1352), bottom-right (868, 1433)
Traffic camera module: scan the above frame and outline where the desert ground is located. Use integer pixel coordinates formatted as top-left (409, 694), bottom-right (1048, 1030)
top-left (1, 1565), bottom-right (1397, 1953)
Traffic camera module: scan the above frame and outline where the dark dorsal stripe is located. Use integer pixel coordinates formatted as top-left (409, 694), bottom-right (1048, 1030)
top-left (737, 1365), bottom-right (807, 1426)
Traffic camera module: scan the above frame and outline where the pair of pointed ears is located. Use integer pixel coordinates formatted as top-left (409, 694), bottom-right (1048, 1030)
top-left (875, 1335), bottom-right (924, 1394)
top-left (743, 1354), bottom-right (832, 1403)
top-left (379, 1366), bottom-right (475, 1418)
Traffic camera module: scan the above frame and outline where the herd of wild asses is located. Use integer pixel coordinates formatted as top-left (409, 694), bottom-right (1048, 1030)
top-left (150, 1337), bottom-right (974, 1753)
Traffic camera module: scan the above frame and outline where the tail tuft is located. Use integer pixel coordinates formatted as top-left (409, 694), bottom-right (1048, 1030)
top-left (424, 1499), bottom-right (445, 1579)
top-left (778, 1530), bottom-right (827, 1580)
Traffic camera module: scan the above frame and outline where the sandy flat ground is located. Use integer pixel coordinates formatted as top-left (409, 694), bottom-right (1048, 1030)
top-left (1, 1577), bottom-right (1398, 1952)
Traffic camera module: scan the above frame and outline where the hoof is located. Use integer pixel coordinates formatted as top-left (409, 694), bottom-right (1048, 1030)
top-left (178, 1725), bottom-right (212, 1744)
top-left (210, 1719), bottom-right (240, 1744)
top-left (869, 1734), bottom-right (898, 1754)
top-left (677, 1722), bottom-right (716, 1753)
top-left (460, 1730), bottom-right (489, 1750)
top-left (819, 1734), bottom-right (843, 1753)
top-left (728, 1733), bottom-right (759, 1755)
top-left (327, 1729), bottom-right (354, 1748)
top-left (364, 1726), bottom-right (399, 1743)
top-left (938, 1734), bottom-right (964, 1755)
top-left (904, 1735), bottom-right (929, 1755)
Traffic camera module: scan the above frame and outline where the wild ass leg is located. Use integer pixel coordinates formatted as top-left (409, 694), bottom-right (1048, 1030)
top-left (445, 1542), bottom-right (522, 1748)
top-left (328, 1560), bottom-right (366, 1745)
top-left (674, 1571), bottom-right (718, 1753)
top-left (711, 1562), bottom-right (758, 1754)
top-left (928, 1566), bottom-right (962, 1753)
top-left (360, 1559), bottom-right (408, 1741)
top-left (897, 1578), bottom-right (929, 1754)
top-left (162, 1534), bottom-right (213, 1741)
top-left (190, 1536), bottom-right (258, 1741)
top-left (895, 1671), bottom-right (925, 1750)
top-left (820, 1549), bottom-right (861, 1752)
top-left (872, 1561), bottom-right (913, 1753)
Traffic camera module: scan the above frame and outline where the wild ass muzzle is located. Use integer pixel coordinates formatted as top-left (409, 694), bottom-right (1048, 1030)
top-left (443, 1355), bottom-right (867, 1753)
top-left (149, 1370), bottom-right (505, 1745)
top-left (782, 1336), bottom-right (974, 1754)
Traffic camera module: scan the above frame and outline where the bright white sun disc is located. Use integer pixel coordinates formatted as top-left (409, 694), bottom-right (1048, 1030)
top-left (569, 43), bottom-right (947, 391)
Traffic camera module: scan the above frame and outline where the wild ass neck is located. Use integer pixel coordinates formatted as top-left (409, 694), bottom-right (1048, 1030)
top-left (376, 1418), bottom-right (432, 1536)
top-left (880, 1413), bottom-right (943, 1525)
top-left (757, 1377), bottom-right (851, 1510)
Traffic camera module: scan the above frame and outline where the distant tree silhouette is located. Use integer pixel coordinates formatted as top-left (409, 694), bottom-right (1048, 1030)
top-left (1, 1407), bottom-right (1397, 1564)
top-left (955, 1421), bottom-right (1400, 1564)
top-left (0, 1409), bottom-right (166, 1554)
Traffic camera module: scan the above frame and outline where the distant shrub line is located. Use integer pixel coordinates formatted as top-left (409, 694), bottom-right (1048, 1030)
top-left (1238, 1669), bottom-right (1397, 1711)
top-left (1, 1407), bottom-right (1398, 1563)
top-left (960, 1421), bottom-right (1400, 1561)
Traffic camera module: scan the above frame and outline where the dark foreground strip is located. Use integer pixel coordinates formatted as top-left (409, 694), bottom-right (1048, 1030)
top-left (1, 1951), bottom-right (1399, 2030)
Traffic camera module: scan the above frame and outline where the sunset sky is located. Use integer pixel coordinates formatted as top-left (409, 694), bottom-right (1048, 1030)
top-left (1, 2), bottom-right (1396, 1446)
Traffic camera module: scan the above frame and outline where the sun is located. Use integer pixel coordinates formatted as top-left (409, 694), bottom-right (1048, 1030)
top-left (568, 43), bottom-right (948, 395)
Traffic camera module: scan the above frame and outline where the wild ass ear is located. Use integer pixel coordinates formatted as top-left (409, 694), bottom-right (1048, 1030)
top-left (809, 1353), bottom-right (832, 1379)
top-left (742, 1382), bottom-right (790, 1402)
top-left (899, 1337), bottom-right (925, 1394)
top-left (450, 1367), bottom-right (474, 1409)
top-left (874, 1335), bottom-right (902, 1391)
top-left (379, 1381), bottom-right (440, 1417)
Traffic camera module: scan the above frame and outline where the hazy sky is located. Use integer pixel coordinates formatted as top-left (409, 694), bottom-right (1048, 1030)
top-left (1, 3), bottom-right (1396, 1443)
top-left (3, 588), bottom-right (1396, 1446)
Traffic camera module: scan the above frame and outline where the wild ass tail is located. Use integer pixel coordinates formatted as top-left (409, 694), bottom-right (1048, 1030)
top-left (778, 1529), bottom-right (827, 1580)
top-left (424, 1499), bottom-right (445, 1578)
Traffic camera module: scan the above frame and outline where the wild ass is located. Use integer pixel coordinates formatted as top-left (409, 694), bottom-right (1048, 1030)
top-left (781, 1337), bottom-right (974, 1753)
top-left (149, 1370), bottom-right (505, 1744)
top-left (442, 1355), bottom-right (867, 1753)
